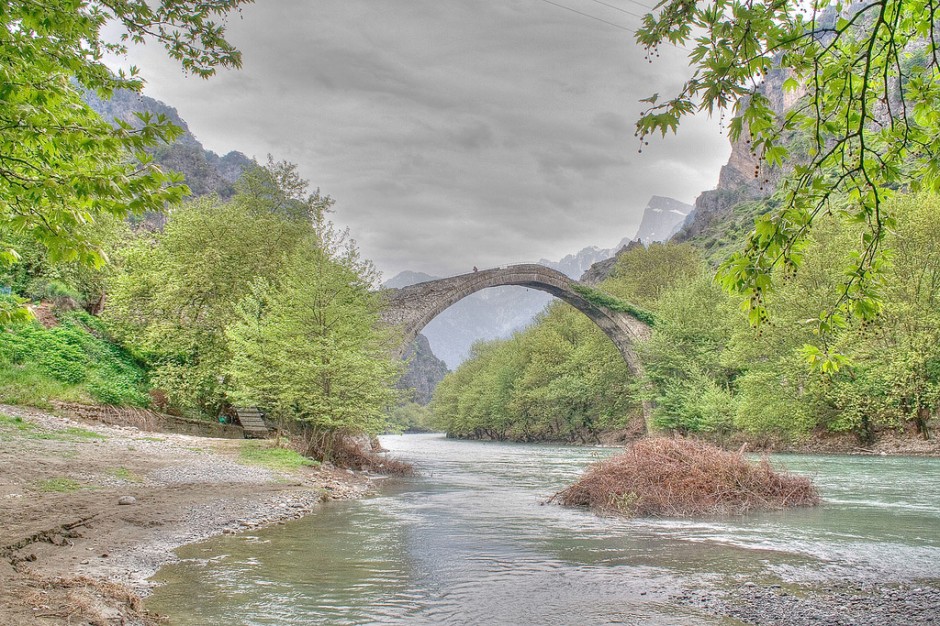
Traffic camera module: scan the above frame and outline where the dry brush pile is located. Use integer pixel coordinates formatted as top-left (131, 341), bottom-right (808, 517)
top-left (554, 437), bottom-right (819, 517)
top-left (295, 427), bottom-right (414, 475)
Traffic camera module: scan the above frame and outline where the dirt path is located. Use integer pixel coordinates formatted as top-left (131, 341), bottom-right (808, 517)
top-left (0, 404), bottom-right (373, 625)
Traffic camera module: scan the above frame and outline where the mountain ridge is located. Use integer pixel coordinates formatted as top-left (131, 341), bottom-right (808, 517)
top-left (84, 89), bottom-right (255, 204)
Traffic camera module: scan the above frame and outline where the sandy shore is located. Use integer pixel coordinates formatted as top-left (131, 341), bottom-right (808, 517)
top-left (0, 404), bottom-right (374, 625)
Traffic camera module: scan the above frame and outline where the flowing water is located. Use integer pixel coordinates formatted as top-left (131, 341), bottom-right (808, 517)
top-left (147, 434), bottom-right (940, 625)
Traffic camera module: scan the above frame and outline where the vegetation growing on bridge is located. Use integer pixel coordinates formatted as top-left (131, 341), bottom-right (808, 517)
top-left (571, 284), bottom-right (656, 327)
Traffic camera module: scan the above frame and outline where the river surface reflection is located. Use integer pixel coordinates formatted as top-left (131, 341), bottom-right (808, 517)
top-left (147, 434), bottom-right (940, 625)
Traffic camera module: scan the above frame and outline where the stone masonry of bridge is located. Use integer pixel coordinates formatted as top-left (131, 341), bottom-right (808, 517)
top-left (379, 264), bottom-right (652, 381)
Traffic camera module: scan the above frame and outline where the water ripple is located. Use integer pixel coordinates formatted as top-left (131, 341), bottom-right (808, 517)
top-left (147, 434), bottom-right (940, 625)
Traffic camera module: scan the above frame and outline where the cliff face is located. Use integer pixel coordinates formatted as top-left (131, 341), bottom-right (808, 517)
top-left (84, 89), bottom-right (254, 204)
top-left (397, 334), bottom-right (449, 405)
top-left (673, 66), bottom-right (796, 246)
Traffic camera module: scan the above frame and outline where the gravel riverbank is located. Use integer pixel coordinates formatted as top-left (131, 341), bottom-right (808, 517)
top-left (678, 580), bottom-right (940, 625)
top-left (0, 404), bottom-right (376, 625)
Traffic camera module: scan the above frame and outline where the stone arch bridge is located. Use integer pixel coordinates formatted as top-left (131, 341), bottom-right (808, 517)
top-left (379, 264), bottom-right (652, 381)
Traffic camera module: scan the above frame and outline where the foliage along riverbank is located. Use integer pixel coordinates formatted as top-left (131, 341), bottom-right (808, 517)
top-left (0, 160), bottom-right (408, 465)
top-left (430, 193), bottom-right (940, 449)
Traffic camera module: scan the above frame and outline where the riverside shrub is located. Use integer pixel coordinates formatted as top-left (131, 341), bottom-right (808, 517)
top-left (555, 437), bottom-right (819, 517)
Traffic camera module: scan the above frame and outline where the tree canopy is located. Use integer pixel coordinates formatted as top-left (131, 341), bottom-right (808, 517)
top-left (636, 0), bottom-right (940, 368)
top-left (105, 159), bottom-right (401, 434)
top-left (433, 208), bottom-right (940, 443)
top-left (0, 0), bottom-right (251, 322)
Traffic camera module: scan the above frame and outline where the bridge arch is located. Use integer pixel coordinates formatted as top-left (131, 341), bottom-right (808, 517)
top-left (380, 264), bottom-right (651, 379)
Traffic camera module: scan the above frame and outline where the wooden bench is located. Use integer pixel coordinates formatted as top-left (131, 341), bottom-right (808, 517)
top-left (234, 407), bottom-right (270, 439)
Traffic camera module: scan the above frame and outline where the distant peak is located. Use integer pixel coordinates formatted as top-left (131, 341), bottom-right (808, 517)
top-left (384, 270), bottom-right (440, 289)
top-left (633, 195), bottom-right (693, 244)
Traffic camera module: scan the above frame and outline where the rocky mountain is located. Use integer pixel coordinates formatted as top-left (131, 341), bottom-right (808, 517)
top-left (84, 89), bottom-right (254, 208)
top-left (633, 196), bottom-right (693, 243)
top-left (397, 334), bottom-right (449, 405)
top-left (538, 246), bottom-right (621, 280)
top-left (671, 66), bottom-right (797, 260)
top-left (537, 197), bottom-right (689, 280)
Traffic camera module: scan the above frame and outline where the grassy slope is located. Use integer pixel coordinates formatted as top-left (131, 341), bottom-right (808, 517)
top-left (0, 310), bottom-right (150, 408)
top-left (682, 198), bottom-right (775, 266)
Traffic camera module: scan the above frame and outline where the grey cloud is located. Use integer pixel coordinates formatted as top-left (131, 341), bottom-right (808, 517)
top-left (114, 0), bottom-right (730, 277)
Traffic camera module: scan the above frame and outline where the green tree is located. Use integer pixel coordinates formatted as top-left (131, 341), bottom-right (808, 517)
top-left (226, 241), bottom-right (401, 439)
top-left (639, 272), bottom-right (741, 433)
top-left (0, 215), bottom-right (130, 311)
top-left (105, 162), bottom-right (318, 416)
top-left (604, 242), bottom-right (704, 311)
top-left (388, 402), bottom-right (436, 433)
top-left (823, 193), bottom-right (940, 440)
top-left (719, 195), bottom-right (940, 441)
top-left (431, 301), bottom-right (636, 443)
top-left (0, 0), bottom-right (250, 323)
top-left (636, 0), bottom-right (940, 367)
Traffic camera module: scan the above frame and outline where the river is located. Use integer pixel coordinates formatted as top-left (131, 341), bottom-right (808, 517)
top-left (146, 434), bottom-right (940, 625)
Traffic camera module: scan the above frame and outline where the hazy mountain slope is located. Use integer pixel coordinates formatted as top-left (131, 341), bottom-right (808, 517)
top-left (383, 271), bottom-right (437, 289)
top-left (539, 246), bottom-right (620, 280)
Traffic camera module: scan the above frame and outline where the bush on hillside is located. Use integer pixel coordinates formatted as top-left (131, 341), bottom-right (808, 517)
top-left (554, 437), bottom-right (819, 517)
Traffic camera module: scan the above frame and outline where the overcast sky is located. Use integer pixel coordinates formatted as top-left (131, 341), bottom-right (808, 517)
top-left (109, 0), bottom-right (730, 279)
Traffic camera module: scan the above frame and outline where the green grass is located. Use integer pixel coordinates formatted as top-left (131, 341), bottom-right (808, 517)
top-left (107, 466), bottom-right (142, 482)
top-left (36, 477), bottom-right (83, 493)
top-left (239, 441), bottom-right (318, 472)
top-left (0, 310), bottom-right (151, 408)
top-left (0, 367), bottom-right (90, 408)
top-left (0, 413), bottom-right (104, 441)
top-left (59, 426), bottom-right (103, 439)
top-left (0, 413), bottom-right (36, 434)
